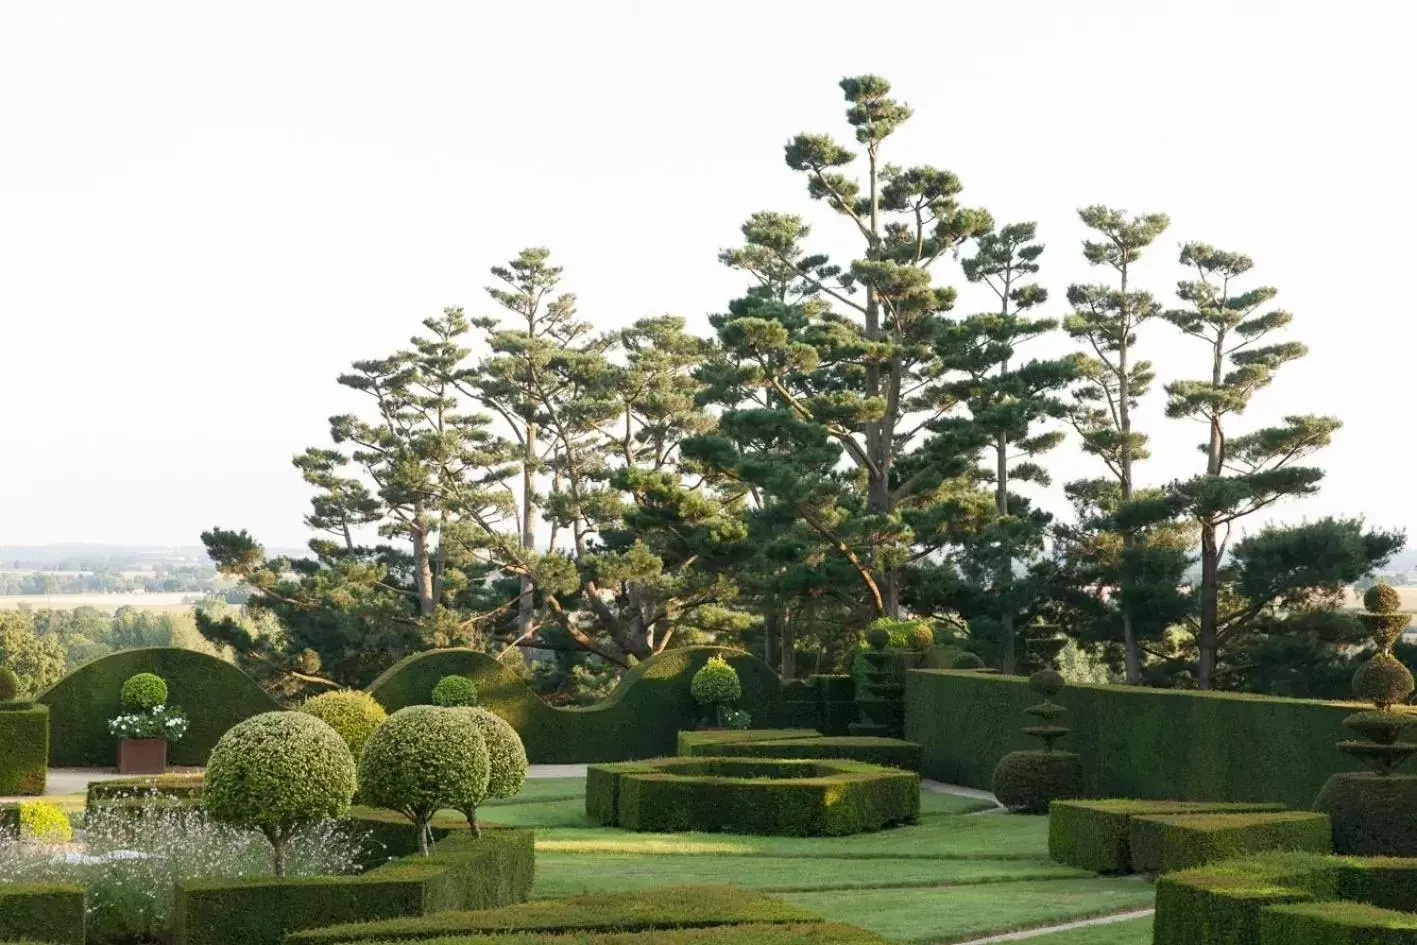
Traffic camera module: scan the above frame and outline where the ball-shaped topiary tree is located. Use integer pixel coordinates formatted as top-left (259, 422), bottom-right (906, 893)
top-left (299, 690), bottom-right (387, 761)
top-left (451, 706), bottom-right (528, 835)
top-left (204, 711), bottom-right (357, 875)
top-left (431, 675), bottom-right (479, 708)
top-left (690, 655), bottom-right (743, 727)
top-left (358, 705), bottom-right (490, 854)
top-left (120, 672), bottom-right (169, 710)
top-left (0, 667), bottom-right (18, 702)
top-left (952, 652), bottom-right (986, 671)
top-left (990, 668), bottom-right (1083, 814)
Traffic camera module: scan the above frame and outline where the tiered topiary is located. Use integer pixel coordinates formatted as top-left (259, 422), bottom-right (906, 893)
top-left (432, 674), bottom-right (479, 708)
top-left (299, 690), bottom-right (388, 761)
top-left (1313, 582), bottom-right (1417, 855)
top-left (690, 655), bottom-right (743, 727)
top-left (849, 628), bottom-right (906, 738)
top-left (452, 706), bottom-right (529, 834)
top-left (991, 666), bottom-right (1083, 813)
top-left (0, 666), bottom-right (19, 702)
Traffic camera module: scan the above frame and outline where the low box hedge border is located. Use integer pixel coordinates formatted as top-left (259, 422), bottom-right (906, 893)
top-left (0, 705), bottom-right (47, 796)
top-left (172, 826), bottom-right (533, 945)
top-left (675, 730), bottom-right (821, 755)
top-left (1154, 852), bottom-right (1417, 945)
top-left (1128, 811), bottom-right (1332, 874)
top-left (286, 885), bottom-right (821, 944)
top-left (1048, 798), bottom-right (1287, 873)
top-left (1260, 900), bottom-right (1417, 943)
top-left (85, 773), bottom-right (206, 811)
top-left (288, 923), bottom-right (885, 945)
top-left (0, 884), bottom-right (85, 945)
top-left (588, 757), bottom-right (919, 837)
top-left (683, 736), bottom-right (922, 771)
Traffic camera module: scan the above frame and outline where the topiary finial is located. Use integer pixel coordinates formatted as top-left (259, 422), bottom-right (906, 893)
top-left (1335, 582), bottom-right (1417, 775)
top-left (121, 673), bottom-right (168, 710)
top-left (0, 667), bottom-right (18, 702)
top-left (431, 675), bottom-right (478, 708)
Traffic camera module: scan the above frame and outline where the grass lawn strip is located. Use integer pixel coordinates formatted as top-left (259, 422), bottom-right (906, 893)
top-left (951, 913), bottom-right (1154, 945)
top-left (306, 925), bottom-right (886, 945)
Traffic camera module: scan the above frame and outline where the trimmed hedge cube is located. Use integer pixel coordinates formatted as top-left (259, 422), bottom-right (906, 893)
top-left (85, 773), bottom-right (205, 811)
top-left (1260, 900), bottom-right (1417, 944)
top-left (0, 705), bottom-right (48, 795)
top-left (0, 884), bottom-right (85, 945)
top-left (1048, 798), bottom-right (1287, 873)
top-left (679, 734), bottom-right (921, 770)
top-left (1128, 811), bottom-right (1332, 874)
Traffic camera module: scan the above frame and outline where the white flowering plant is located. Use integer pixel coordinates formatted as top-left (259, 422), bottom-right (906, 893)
top-left (108, 704), bottom-right (190, 742)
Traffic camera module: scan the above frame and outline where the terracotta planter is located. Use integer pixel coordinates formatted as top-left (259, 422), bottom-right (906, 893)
top-left (117, 738), bottom-right (167, 774)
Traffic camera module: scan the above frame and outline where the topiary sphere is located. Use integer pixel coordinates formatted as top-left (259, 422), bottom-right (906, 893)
top-left (205, 712), bottom-right (356, 873)
top-left (299, 690), bottom-right (387, 761)
top-left (0, 667), bottom-right (18, 702)
top-left (357, 705), bottom-right (490, 852)
top-left (690, 655), bottom-right (742, 706)
top-left (1354, 653), bottom-right (1416, 710)
top-left (906, 623), bottom-right (935, 652)
top-left (991, 750), bottom-right (1084, 814)
top-left (431, 675), bottom-right (479, 708)
top-left (1365, 583), bottom-right (1403, 615)
top-left (1029, 669), bottom-right (1066, 699)
top-left (865, 628), bottom-right (891, 650)
top-left (454, 707), bottom-right (527, 800)
top-left (120, 673), bottom-right (168, 710)
top-left (952, 652), bottom-right (986, 670)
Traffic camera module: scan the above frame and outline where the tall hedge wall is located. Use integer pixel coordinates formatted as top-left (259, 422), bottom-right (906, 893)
top-left (38, 648), bottom-right (279, 766)
top-left (904, 669), bottom-right (1365, 809)
top-left (366, 646), bottom-right (783, 763)
top-left (0, 705), bottom-right (48, 795)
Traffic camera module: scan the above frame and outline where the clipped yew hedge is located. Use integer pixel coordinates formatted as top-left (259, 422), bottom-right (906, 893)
top-left (366, 647), bottom-right (783, 763)
top-left (679, 733), bottom-right (921, 770)
top-left (906, 669), bottom-right (1362, 808)
top-left (0, 884), bottom-right (85, 945)
top-left (39, 648), bottom-right (278, 766)
top-left (0, 704), bottom-right (48, 795)
top-left (286, 925), bottom-right (884, 945)
top-left (1128, 811), bottom-right (1332, 874)
top-left (1048, 799), bottom-right (1289, 873)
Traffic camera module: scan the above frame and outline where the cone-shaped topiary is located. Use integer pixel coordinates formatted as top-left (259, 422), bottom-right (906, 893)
top-left (205, 711), bottom-right (357, 875)
top-left (1314, 582), bottom-right (1417, 855)
top-left (452, 706), bottom-right (528, 834)
top-left (120, 672), bottom-right (168, 710)
top-left (691, 655), bottom-right (742, 726)
top-left (0, 667), bottom-right (18, 702)
top-left (299, 690), bottom-right (387, 761)
top-left (991, 668), bottom-right (1082, 813)
top-left (431, 675), bottom-right (479, 708)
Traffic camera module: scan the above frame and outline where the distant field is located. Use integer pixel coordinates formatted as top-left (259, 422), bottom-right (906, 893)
top-left (0, 592), bottom-right (199, 612)
top-left (1341, 586), bottom-right (1417, 610)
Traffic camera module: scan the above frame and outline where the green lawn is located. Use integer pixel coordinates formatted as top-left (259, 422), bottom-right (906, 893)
top-left (475, 776), bottom-right (1156, 942)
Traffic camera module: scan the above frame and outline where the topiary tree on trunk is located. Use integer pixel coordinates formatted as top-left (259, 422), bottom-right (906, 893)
top-left (991, 663), bottom-right (1083, 813)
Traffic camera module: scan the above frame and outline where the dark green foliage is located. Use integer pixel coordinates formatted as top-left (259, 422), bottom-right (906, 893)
top-left (431, 676), bottom-right (478, 708)
top-left (681, 735), bottom-right (921, 770)
top-left (1365, 583), bottom-right (1404, 614)
top-left (676, 729), bottom-right (821, 754)
top-left (587, 757), bottom-right (918, 836)
top-left (85, 772), bottom-right (205, 810)
top-left (1048, 799), bottom-right (1287, 874)
top-left (285, 886), bottom-right (820, 944)
top-left (300, 691), bottom-right (388, 762)
top-left (0, 667), bottom-right (18, 701)
top-left (781, 677), bottom-right (852, 735)
top-left (1261, 901), bottom-right (1417, 944)
top-left (0, 884), bottom-right (85, 945)
top-left (367, 647), bottom-right (783, 763)
top-left (287, 924), bottom-right (882, 945)
top-left (0, 704), bottom-right (47, 795)
top-left (1354, 653), bottom-right (1416, 709)
top-left (952, 653), bottom-right (986, 670)
top-left (1128, 811), bottom-right (1332, 874)
top-left (38, 647), bottom-right (278, 765)
top-left (120, 671), bottom-right (168, 709)
top-left (1313, 772), bottom-right (1417, 856)
top-left (1153, 853), bottom-right (1417, 945)
top-left (991, 752), bottom-right (1081, 813)
top-left (905, 668), bottom-right (1365, 808)
top-left (171, 827), bottom-right (533, 945)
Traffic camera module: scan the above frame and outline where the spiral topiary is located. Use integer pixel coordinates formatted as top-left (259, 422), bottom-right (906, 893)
top-left (120, 672), bottom-right (168, 710)
top-left (431, 675), bottom-right (479, 708)
top-left (0, 667), bottom-right (18, 702)
top-left (1314, 582), bottom-right (1417, 855)
top-left (690, 655), bottom-right (742, 726)
top-left (991, 668), bottom-right (1082, 813)
top-left (452, 706), bottom-right (528, 834)
top-left (952, 652), bottom-right (986, 670)
top-left (204, 711), bottom-right (357, 875)
top-left (357, 705), bottom-right (490, 854)
top-left (299, 690), bottom-right (387, 761)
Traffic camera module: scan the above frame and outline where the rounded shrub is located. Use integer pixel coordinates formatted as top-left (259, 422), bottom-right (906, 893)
top-left (0, 667), bottom-right (18, 702)
top-left (431, 675), bottom-right (479, 708)
top-left (690, 656), bottom-right (742, 707)
top-left (357, 705), bottom-right (490, 854)
top-left (1364, 582), bottom-right (1403, 614)
top-left (120, 673), bottom-right (168, 710)
top-left (952, 652), bottom-right (986, 670)
top-left (19, 801), bottom-right (73, 844)
top-left (905, 623), bottom-right (935, 652)
top-left (205, 711), bottom-right (356, 875)
top-left (992, 751), bottom-right (1084, 814)
top-left (865, 628), bottom-right (891, 650)
top-left (1030, 669), bottom-right (1066, 699)
top-left (299, 690), bottom-right (387, 761)
top-left (1353, 653), bottom-right (1415, 709)
top-left (452, 706), bottom-right (528, 833)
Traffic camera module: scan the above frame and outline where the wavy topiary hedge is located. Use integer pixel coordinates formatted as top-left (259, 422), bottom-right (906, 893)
top-left (366, 647), bottom-right (783, 763)
top-left (38, 648), bottom-right (279, 766)
top-left (0, 704), bottom-right (48, 795)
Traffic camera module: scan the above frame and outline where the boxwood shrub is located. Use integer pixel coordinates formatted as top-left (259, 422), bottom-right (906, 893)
top-left (0, 704), bottom-right (47, 795)
top-left (587, 757), bottom-right (918, 836)
top-left (1128, 811), bottom-right (1332, 874)
top-left (365, 646), bottom-right (783, 763)
top-left (1048, 799), bottom-right (1287, 873)
top-left (171, 826), bottom-right (533, 945)
top-left (286, 885), bottom-right (820, 944)
top-left (85, 773), bottom-right (205, 811)
top-left (0, 884), bottom-right (85, 945)
top-left (38, 648), bottom-right (278, 766)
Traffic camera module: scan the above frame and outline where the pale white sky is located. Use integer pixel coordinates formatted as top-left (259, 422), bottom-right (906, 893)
top-left (2, 1), bottom-right (1413, 551)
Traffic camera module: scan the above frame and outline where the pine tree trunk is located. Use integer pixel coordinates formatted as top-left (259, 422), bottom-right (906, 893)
top-left (1117, 271), bottom-right (1141, 685)
top-left (996, 430), bottom-right (1016, 675)
top-left (1197, 522), bottom-right (1219, 689)
top-left (764, 611), bottom-right (777, 670)
top-left (412, 520), bottom-right (435, 616)
top-left (519, 424), bottom-right (537, 641)
top-left (781, 612), bottom-right (796, 680)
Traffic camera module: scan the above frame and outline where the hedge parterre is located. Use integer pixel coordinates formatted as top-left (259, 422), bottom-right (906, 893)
top-left (1048, 798), bottom-right (1288, 874)
top-left (677, 731), bottom-right (921, 770)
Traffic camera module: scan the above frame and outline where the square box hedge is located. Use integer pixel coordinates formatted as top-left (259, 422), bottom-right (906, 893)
top-left (0, 705), bottom-right (48, 796)
top-left (0, 883), bottom-right (85, 945)
top-left (1048, 798), bottom-right (1287, 873)
top-left (1128, 810), bottom-right (1332, 874)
